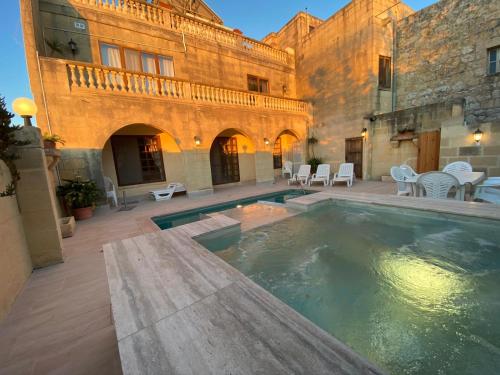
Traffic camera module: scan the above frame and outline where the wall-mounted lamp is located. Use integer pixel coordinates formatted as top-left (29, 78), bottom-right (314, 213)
top-left (12, 97), bottom-right (38, 127)
top-left (193, 135), bottom-right (201, 146)
top-left (361, 128), bottom-right (368, 138)
top-left (263, 138), bottom-right (270, 145)
top-left (68, 39), bottom-right (78, 57)
top-left (473, 128), bottom-right (483, 146)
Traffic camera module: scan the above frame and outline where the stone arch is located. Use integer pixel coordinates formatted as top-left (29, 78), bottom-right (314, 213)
top-left (209, 128), bottom-right (256, 186)
top-left (272, 129), bottom-right (303, 175)
top-left (101, 123), bottom-right (185, 197)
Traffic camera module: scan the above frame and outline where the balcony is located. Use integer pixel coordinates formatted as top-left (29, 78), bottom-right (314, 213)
top-left (70, 0), bottom-right (293, 66)
top-left (67, 62), bottom-right (310, 114)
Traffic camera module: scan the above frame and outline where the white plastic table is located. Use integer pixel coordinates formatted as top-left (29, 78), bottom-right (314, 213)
top-left (406, 171), bottom-right (485, 200)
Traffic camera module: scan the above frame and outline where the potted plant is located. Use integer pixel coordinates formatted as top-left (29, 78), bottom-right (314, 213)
top-left (57, 179), bottom-right (100, 220)
top-left (43, 133), bottom-right (65, 149)
top-left (307, 157), bottom-right (324, 174)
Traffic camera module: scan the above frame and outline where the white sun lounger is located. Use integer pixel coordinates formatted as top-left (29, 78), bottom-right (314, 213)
top-left (309, 164), bottom-right (330, 186)
top-left (288, 164), bottom-right (311, 185)
top-left (331, 163), bottom-right (354, 187)
top-left (150, 183), bottom-right (186, 201)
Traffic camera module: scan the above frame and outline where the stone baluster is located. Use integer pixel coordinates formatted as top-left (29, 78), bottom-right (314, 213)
top-left (77, 65), bottom-right (86, 87)
top-left (68, 64), bottom-right (78, 88)
top-left (159, 78), bottom-right (166, 96)
top-left (88, 67), bottom-right (97, 88)
top-left (125, 73), bottom-right (133, 92)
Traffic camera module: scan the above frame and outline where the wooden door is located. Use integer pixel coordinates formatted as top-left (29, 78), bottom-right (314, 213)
top-left (417, 130), bottom-right (441, 173)
top-left (345, 137), bottom-right (363, 179)
top-left (210, 137), bottom-right (240, 185)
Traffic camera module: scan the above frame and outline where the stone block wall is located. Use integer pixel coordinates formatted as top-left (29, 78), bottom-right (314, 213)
top-left (0, 162), bottom-right (32, 321)
top-left (396, 0), bottom-right (500, 125)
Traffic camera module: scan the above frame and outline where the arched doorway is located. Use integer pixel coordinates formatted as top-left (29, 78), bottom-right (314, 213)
top-left (273, 130), bottom-right (301, 176)
top-left (102, 124), bottom-right (182, 196)
top-left (210, 129), bottom-right (255, 185)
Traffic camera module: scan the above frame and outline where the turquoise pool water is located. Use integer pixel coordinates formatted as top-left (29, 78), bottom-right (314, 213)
top-left (198, 201), bottom-right (500, 375)
top-left (153, 189), bottom-right (313, 229)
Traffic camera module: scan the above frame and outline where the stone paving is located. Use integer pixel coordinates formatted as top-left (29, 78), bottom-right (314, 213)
top-left (0, 180), bottom-right (395, 374)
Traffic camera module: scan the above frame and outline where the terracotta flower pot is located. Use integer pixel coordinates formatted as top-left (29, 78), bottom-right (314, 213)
top-left (72, 206), bottom-right (93, 221)
top-left (44, 140), bottom-right (56, 149)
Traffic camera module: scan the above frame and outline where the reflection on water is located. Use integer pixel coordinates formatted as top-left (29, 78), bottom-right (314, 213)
top-left (377, 253), bottom-right (469, 314)
top-left (199, 202), bottom-right (500, 375)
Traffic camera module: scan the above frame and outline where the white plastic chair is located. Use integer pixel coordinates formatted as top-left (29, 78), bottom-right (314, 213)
top-left (331, 163), bottom-right (354, 187)
top-left (103, 176), bottom-right (118, 207)
top-left (474, 178), bottom-right (500, 204)
top-left (400, 164), bottom-right (418, 179)
top-left (416, 172), bottom-right (460, 200)
top-left (309, 164), bottom-right (330, 186)
top-left (443, 161), bottom-right (472, 173)
top-left (288, 164), bottom-right (311, 185)
top-left (390, 166), bottom-right (412, 196)
top-left (282, 160), bottom-right (293, 178)
top-left (150, 182), bottom-right (186, 201)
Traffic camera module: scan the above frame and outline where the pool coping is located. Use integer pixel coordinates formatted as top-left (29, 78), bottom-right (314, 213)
top-left (286, 191), bottom-right (500, 221)
top-left (103, 212), bottom-right (385, 375)
top-left (150, 188), bottom-right (316, 229)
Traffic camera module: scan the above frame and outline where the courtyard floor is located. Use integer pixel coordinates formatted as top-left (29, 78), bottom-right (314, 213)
top-left (0, 180), bottom-right (396, 375)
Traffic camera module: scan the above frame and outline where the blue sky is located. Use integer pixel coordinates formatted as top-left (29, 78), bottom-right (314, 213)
top-left (0, 0), bottom-right (434, 125)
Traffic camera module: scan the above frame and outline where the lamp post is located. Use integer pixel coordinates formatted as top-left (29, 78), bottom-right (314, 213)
top-left (12, 97), bottom-right (38, 127)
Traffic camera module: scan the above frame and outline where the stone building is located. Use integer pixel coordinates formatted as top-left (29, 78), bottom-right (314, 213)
top-left (20, 0), bottom-right (500, 196)
top-left (20, 0), bottom-right (311, 197)
top-left (266, 0), bottom-right (499, 180)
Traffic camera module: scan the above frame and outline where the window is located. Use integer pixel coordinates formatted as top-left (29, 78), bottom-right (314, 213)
top-left (488, 46), bottom-right (500, 75)
top-left (100, 44), bottom-right (122, 68)
top-left (273, 138), bottom-right (282, 169)
top-left (111, 135), bottom-right (165, 186)
top-left (247, 75), bottom-right (269, 94)
top-left (378, 55), bottom-right (391, 89)
top-left (99, 43), bottom-right (175, 77)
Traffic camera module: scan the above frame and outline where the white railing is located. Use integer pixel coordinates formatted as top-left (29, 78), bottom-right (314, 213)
top-left (70, 0), bottom-right (292, 65)
top-left (67, 63), bottom-right (309, 113)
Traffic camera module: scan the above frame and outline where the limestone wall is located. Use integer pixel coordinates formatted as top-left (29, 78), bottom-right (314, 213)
top-left (31, 57), bottom-right (309, 194)
top-left (396, 0), bottom-right (500, 125)
top-left (368, 100), bottom-right (500, 179)
top-left (266, 0), bottom-right (412, 178)
top-left (0, 161), bottom-right (32, 321)
top-left (34, 0), bottom-right (297, 98)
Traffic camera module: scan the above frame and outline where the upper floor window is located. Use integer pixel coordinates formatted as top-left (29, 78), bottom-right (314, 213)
top-left (100, 43), bottom-right (174, 77)
top-left (247, 75), bottom-right (269, 94)
top-left (488, 46), bottom-right (500, 75)
top-left (378, 55), bottom-right (391, 89)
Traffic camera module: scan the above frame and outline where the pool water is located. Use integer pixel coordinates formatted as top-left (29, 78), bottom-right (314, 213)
top-left (153, 189), bottom-right (313, 229)
top-left (198, 201), bottom-right (500, 375)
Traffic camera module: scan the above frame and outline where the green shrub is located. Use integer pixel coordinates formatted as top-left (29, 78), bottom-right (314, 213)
top-left (57, 179), bottom-right (101, 209)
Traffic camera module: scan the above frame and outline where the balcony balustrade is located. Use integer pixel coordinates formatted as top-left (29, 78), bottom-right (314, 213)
top-left (67, 62), bottom-right (310, 113)
top-left (70, 0), bottom-right (292, 65)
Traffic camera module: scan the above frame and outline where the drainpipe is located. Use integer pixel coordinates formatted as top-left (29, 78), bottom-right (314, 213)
top-left (391, 17), bottom-right (397, 112)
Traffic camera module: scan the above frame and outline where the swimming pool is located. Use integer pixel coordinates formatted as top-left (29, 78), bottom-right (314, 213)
top-left (152, 189), bottom-right (314, 229)
top-left (198, 201), bottom-right (500, 375)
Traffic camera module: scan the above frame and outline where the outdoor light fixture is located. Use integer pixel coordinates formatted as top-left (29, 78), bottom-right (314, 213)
top-left (361, 128), bottom-right (368, 138)
top-left (68, 39), bottom-right (78, 56)
top-left (193, 136), bottom-right (201, 146)
top-left (473, 128), bottom-right (483, 145)
top-left (12, 97), bottom-right (37, 127)
top-left (264, 137), bottom-right (270, 145)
